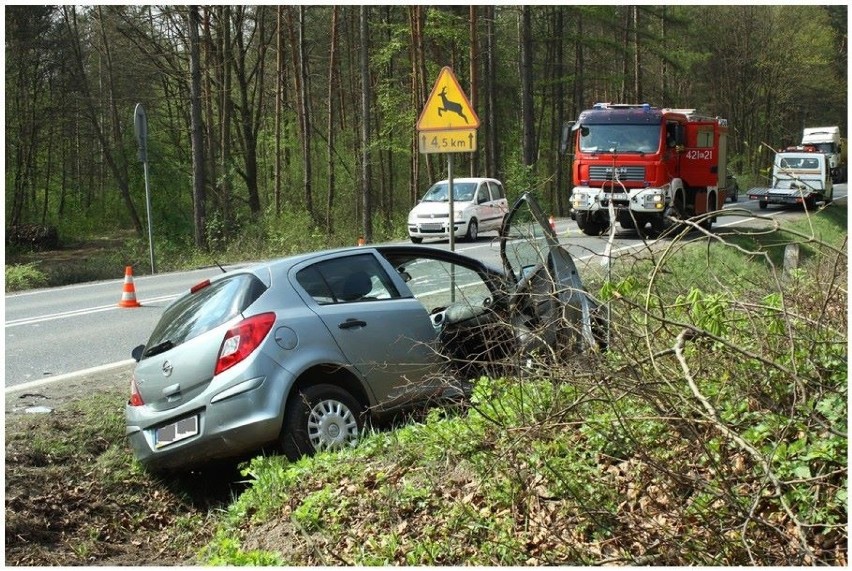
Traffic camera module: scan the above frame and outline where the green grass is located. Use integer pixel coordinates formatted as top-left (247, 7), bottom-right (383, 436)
top-left (5, 262), bottom-right (49, 291)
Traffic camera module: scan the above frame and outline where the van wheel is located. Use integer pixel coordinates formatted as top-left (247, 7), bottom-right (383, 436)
top-left (410, 236), bottom-right (423, 244)
top-left (465, 219), bottom-right (479, 241)
top-left (280, 384), bottom-right (363, 460)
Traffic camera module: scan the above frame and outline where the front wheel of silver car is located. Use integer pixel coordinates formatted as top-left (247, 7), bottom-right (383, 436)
top-left (280, 384), bottom-right (363, 460)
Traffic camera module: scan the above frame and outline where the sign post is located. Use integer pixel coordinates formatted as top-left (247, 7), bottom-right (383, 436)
top-left (416, 67), bottom-right (480, 252)
top-left (134, 103), bottom-right (156, 274)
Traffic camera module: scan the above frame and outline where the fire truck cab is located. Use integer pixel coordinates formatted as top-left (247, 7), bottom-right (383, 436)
top-left (568, 103), bottom-right (728, 236)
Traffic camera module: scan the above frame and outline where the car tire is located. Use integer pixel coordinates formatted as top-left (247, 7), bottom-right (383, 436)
top-left (759, 200), bottom-right (768, 210)
top-left (465, 219), bottom-right (479, 242)
top-left (280, 384), bottom-right (363, 461)
top-left (410, 236), bottom-right (423, 244)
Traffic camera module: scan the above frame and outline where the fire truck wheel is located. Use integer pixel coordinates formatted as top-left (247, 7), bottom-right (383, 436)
top-left (576, 212), bottom-right (607, 236)
top-left (652, 204), bottom-right (681, 235)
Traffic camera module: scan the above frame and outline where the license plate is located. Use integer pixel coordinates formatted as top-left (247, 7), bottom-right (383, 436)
top-left (155, 415), bottom-right (198, 449)
top-left (610, 193), bottom-right (628, 201)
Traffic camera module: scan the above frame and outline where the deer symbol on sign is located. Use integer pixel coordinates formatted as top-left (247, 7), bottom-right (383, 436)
top-left (437, 86), bottom-right (468, 124)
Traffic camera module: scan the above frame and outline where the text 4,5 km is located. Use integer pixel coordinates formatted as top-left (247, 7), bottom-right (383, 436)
top-left (419, 129), bottom-right (478, 154)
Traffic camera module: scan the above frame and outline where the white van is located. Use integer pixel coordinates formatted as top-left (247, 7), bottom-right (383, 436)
top-left (407, 177), bottom-right (508, 243)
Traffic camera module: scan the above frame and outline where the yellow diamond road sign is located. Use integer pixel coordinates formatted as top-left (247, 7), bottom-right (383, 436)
top-left (416, 67), bottom-right (480, 132)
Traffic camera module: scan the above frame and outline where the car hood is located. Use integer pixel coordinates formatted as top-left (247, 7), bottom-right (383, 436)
top-left (409, 200), bottom-right (470, 217)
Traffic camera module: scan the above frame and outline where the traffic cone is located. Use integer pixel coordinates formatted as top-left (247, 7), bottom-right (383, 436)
top-left (118, 266), bottom-right (142, 308)
top-left (357, 236), bottom-right (366, 246)
top-left (549, 215), bottom-right (557, 233)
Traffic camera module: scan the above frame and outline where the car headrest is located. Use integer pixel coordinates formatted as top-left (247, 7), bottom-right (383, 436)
top-left (339, 271), bottom-right (372, 301)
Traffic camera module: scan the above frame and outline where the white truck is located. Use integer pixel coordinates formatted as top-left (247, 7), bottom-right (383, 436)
top-left (747, 147), bottom-right (834, 210)
top-left (801, 126), bottom-right (846, 182)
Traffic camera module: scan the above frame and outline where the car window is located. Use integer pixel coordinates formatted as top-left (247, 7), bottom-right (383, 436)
top-left (144, 273), bottom-right (267, 357)
top-left (296, 253), bottom-right (399, 305)
top-left (488, 181), bottom-right (505, 201)
top-left (476, 184), bottom-right (489, 204)
top-left (395, 257), bottom-right (492, 314)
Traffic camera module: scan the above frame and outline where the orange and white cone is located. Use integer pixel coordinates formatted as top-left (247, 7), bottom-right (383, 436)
top-left (118, 266), bottom-right (142, 308)
top-left (549, 215), bottom-right (557, 233)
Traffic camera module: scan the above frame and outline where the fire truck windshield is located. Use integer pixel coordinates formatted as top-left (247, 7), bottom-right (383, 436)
top-left (579, 124), bottom-right (661, 154)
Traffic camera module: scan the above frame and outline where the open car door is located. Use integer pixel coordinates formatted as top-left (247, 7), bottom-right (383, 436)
top-left (499, 192), bottom-right (599, 353)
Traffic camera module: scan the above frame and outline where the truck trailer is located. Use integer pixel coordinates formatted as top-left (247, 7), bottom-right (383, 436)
top-left (801, 126), bottom-right (846, 183)
top-left (567, 103), bottom-right (729, 236)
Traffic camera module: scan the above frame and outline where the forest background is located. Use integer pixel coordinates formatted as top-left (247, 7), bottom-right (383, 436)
top-left (4, 5), bottom-right (848, 273)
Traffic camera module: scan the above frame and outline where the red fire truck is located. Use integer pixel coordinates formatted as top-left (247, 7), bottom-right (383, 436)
top-left (567, 103), bottom-right (730, 236)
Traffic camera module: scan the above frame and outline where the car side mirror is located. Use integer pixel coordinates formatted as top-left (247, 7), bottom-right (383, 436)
top-left (132, 344), bottom-right (145, 362)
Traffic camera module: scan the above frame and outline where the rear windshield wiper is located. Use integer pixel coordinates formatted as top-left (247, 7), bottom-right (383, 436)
top-left (143, 339), bottom-right (174, 358)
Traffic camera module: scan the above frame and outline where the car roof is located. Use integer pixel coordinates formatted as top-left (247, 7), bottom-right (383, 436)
top-left (221, 243), bottom-right (506, 282)
top-left (432, 177), bottom-right (502, 185)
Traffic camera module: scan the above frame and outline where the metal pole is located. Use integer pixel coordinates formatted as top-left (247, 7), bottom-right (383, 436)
top-left (143, 161), bottom-right (156, 273)
top-left (448, 153), bottom-right (455, 252)
top-left (447, 154), bottom-right (455, 302)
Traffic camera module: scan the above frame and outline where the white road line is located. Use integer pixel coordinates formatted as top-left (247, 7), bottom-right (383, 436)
top-left (5, 359), bottom-right (136, 394)
top-left (4, 294), bottom-right (178, 327)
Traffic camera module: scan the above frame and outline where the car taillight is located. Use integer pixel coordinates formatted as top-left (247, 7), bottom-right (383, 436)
top-left (129, 376), bottom-right (144, 406)
top-left (214, 312), bottom-right (276, 376)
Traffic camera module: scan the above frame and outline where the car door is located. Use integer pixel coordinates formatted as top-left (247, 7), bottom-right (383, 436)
top-left (487, 180), bottom-right (508, 231)
top-left (500, 192), bottom-right (598, 352)
top-left (292, 251), bottom-right (442, 409)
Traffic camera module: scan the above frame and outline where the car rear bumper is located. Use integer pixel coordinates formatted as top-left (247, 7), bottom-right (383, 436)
top-left (125, 370), bottom-right (291, 472)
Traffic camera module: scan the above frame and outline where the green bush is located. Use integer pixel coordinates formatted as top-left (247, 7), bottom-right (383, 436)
top-left (5, 262), bottom-right (48, 291)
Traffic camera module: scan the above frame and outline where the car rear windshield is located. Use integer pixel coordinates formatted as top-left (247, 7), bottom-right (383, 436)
top-left (143, 273), bottom-right (267, 358)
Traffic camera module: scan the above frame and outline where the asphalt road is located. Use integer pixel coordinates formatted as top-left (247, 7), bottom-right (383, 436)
top-left (4, 189), bottom-right (846, 393)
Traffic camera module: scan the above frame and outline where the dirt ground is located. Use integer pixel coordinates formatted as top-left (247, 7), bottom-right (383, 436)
top-left (4, 366), bottom-right (241, 566)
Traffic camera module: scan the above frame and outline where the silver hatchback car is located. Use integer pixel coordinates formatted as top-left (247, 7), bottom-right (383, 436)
top-left (125, 193), bottom-right (600, 472)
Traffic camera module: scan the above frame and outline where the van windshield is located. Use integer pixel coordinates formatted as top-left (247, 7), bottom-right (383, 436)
top-left (422, 182), bottom-right (477, 202)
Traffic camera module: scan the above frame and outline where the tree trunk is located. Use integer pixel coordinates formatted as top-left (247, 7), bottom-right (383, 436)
top-left (469, 6), bottom-right (478, 177)
top-left (326, 6), bottom-right (339, 231)
top-left (220, 5), bottom-right (233, 239)
top-left (188, 6), bottom-right (207, 249)
top-left (633, 6), bottom-right (642, 102)
top-left (520, 6), bottom-right (535, 167)
top-left (298, 6), bottom-right (314, 221)
top-left (359, 6), bottom-right (373, 242)
top-left (554, 7), bottom-right (566, 216)
top-left (275, 6), bottom-right (283, 216)
top-left (485, 5), bottom-right (499, 179)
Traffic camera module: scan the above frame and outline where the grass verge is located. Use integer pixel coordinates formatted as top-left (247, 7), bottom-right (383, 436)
top-left (5, 202), bottom-right (846, 565)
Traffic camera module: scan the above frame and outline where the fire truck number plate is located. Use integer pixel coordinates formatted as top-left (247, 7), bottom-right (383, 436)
top-left (686, 150), bottom-right (713, 160)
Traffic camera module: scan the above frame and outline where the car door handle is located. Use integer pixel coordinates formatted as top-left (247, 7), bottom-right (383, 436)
top-left (338, 318), bottom-right (367, 330)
